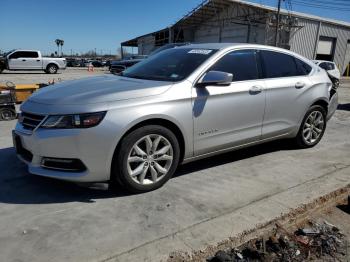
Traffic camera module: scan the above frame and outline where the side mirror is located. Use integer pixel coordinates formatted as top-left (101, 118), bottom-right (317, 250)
top-left (196, 71), bottom-right (233, 87)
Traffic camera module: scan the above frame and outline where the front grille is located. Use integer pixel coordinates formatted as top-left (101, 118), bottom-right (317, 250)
top-left (21, 112), bottom-right (46, 130)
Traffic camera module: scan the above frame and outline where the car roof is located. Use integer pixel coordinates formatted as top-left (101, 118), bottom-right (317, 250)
top-left (176, 43), bottom-right (301, 54)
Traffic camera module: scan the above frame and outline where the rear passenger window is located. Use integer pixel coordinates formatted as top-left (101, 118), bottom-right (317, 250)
top-left (209, 49), bottom-right (259, 81)
top-left (261, 50), bottom-right (299, 78)
top-left (295, 58), bottom-right (312, 75)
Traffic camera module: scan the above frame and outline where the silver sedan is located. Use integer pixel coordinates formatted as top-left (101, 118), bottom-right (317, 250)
top-left (13, 43), bottom-right (338, 193)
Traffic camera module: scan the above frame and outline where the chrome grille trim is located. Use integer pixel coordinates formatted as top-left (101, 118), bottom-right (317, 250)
top-left (21, 112), bottom-right (46, 131)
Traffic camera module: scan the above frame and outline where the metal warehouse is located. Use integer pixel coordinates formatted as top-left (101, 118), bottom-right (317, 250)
top-left (121, 0), bottom-right (350, 75)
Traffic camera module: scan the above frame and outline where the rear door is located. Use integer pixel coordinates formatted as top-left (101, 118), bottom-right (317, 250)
top-left (193, 49), bottom-right (266, 155)
top-left (259, 50), bottom-right (313, 138)
top-left (22, 51), bottom-right (41, 69)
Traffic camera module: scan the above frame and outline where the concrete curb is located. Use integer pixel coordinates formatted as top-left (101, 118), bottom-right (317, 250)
top-left (101, 165), bottom-right (350, 262)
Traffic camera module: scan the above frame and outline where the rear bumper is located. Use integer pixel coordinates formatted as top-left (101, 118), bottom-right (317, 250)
top-left (327, 90), bottom-right (338, 121)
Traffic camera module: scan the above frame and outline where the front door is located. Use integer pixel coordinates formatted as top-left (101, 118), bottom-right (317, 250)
top-left (193, 49), bottom-right (266, 156)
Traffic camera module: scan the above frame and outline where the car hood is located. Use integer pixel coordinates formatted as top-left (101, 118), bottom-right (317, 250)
top-left (28, 75), bottom-right (172, 105)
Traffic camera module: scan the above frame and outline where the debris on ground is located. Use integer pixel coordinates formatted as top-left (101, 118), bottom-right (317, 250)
top-left (207, 220), bottom-right (348, 261)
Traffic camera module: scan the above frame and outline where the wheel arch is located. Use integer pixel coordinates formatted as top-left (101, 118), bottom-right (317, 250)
top-left (310, 98), bottom-right (329, 114)
top-left (46, 62), bottom-right (59, 70)
top-left (110, 117), bottom-right (187, 178)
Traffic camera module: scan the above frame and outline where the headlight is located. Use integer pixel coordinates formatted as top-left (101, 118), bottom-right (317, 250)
top-left (41, 111), bottom-right (106, 129)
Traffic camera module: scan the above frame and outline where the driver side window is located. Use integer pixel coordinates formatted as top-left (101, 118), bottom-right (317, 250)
top-left (9, 52), bottom-right (20, 59)
top-left (209, 49), bottom-right (259, 82)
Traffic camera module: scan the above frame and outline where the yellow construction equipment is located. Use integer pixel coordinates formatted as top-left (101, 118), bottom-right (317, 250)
top-left (0, 83), bottom-right (40, 103)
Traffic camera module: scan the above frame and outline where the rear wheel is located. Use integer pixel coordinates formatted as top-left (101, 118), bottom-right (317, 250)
top-left (111, 125), bottom-right (180, 193)
top-left (0, 107), bottom-right (16, 121)
top-left (46, 64), bottom-right (58, 74)
top-left (294, 105), bottom-right (326, 148)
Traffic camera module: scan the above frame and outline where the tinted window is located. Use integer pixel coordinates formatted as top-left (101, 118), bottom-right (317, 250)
top-left (295, 58), bottom-right (312, 75)
top-left (328, 62), bottom-right (335, 70)
top-left (9, 51), bottom-right (38, 59)
top-left (319, 62), bottom-right (328, 70)
top-left (122, 48), bottom-right (217, 82)
top-left (261, 50), bottom-right (299, 78)
top-left (319, 62), bottom-right (334, 71)
top-left (25, 52), bottom-right (39, 58)
top-left (209, 50), bottom-right (259, 81)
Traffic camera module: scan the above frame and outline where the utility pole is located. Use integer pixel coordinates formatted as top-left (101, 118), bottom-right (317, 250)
top-left (275, 0), bottom-right (282, 47)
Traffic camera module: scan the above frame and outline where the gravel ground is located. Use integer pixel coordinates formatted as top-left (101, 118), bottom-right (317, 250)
top-left (207, 201), bottom-right (350, 262)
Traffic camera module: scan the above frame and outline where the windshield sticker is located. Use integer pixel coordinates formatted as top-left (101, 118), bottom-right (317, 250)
top-left (188, 49), bottom-right (213, 55)
top-left (170, 74), bottom-right (179, 78)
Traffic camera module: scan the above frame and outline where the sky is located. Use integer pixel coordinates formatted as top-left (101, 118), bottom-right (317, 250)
top-left (1, 0), bottom-right (350, 56)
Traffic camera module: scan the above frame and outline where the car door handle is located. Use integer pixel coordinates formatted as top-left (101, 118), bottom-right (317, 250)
top-left (22, 59), bottom-right (26, 61)
top-left (249, 85), bottom-right (262, 94)
top-left (36, 59), bottom-right (40, 62)
top-left (295, 82), bottom-right (305, 89)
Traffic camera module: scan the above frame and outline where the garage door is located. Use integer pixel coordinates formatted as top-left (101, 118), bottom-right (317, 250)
top-left (317, 37), bottom-right (334, 55)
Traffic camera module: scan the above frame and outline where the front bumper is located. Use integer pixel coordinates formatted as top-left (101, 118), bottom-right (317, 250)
top-left (12, 120), bottom-right (115, 183)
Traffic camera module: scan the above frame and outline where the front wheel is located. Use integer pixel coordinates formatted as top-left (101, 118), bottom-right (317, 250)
top-left (294, 105), bottom-right (327, 148)
top-left (0, 107), bottom-right (16, 121)
top-left (111, 125), bottom-right (180, 193)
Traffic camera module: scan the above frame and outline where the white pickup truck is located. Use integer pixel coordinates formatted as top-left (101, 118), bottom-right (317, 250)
top-left (0, 50), bottom-right (66, 74)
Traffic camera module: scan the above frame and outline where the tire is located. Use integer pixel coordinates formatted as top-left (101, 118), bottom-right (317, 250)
top-left (111, 125), bottom-right (180, 193)
top-left (0, 107), bottom-right (16, 121)
top-left (46, 64), bottom-right (58, 74)
top-left (294, 105), bottom-right (327, 148)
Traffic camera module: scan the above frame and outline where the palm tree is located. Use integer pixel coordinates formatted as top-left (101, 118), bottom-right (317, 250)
top-left (55, 39), bottom-right (60, 57)
top-left (60, 40), bottom-right (64, 56)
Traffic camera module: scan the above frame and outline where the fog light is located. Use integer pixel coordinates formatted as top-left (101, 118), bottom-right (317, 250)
top-left (41, 157), bottom-right (86, 172)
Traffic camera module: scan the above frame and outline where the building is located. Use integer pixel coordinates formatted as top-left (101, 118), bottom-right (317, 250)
top-left (121, 0), bottom-right (350, 76)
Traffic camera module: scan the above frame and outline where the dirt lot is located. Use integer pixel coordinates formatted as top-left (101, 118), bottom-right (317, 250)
top-left (0, 67), bottom-right (108, 84)
top-left (0, 80), bottom-right (349, 262)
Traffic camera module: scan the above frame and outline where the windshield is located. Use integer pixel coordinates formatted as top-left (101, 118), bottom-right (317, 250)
top-left (122, 48), bottom-right (217, 82)
top-left (2, 49), bottom-right (16, 57)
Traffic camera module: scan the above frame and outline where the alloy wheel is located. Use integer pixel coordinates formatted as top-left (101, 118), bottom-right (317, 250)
top-left (127, 134), bottom-right (173, 185)
top-left (302, 111), bottom-right (324, 145)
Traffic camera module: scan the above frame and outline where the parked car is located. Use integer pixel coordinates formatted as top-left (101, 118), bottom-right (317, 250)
top-left (90, 60), bottom-right (104, 67)
top-left (0, 50), bottom-right (66, 74)
top-left (13, 43), bottom-right (338, 193)
top-left (313, 60), bottom-right (340, 88)
top-left (66, 58), bottom-right (81, 67)
top-left (109, 57), bottom-right (145, 74)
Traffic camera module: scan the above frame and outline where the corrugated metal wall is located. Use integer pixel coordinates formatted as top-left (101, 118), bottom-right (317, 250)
top-left (192, 4), bottom-right (266, 44)
top-left (319, 23), bottom-right (350, 73)
top-left (137, 35), bottom-right (155, 55)
top-left (290, 18), bottom-right (319, 59)
top-left (291, 19), bottom-right (350, 73)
